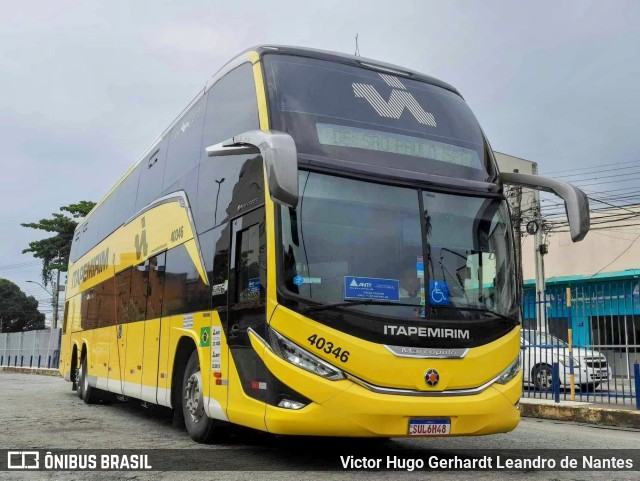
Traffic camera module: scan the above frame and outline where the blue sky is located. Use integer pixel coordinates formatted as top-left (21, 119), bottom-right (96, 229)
top-left (1, 0), bottom-right (639, 321)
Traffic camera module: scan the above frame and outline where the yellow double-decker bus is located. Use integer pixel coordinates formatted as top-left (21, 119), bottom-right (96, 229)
top-left (60, 46), bottom-right (589, 442)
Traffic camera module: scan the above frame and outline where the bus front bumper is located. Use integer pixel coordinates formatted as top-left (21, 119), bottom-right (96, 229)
top-left (265, 374), bottom-right (521, 437)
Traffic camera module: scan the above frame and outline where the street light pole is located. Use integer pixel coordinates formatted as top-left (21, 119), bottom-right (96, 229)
top-left (54, 268), bottom-right (61, 330)
top-left (25, 280), bottom-right (55, 328)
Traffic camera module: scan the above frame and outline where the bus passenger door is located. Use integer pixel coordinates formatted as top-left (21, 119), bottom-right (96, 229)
top-left (141, 253), bottom-right (165, 404)
top-left (114, 268), bottom-right (132, 394)
top-left (225, 207), bottom-right (268, 430)
top-left (205, 226), bottom-right (231, 421)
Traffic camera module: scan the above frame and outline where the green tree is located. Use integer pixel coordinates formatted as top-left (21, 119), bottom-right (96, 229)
top-left (21, 201), bottom-right (96, 285)
top-left (0, 279), bottom-right (46, 332)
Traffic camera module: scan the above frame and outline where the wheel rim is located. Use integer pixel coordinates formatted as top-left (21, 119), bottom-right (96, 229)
top-left (82, 363), bottom-right (89, 393)
top-left (535, 368), bottom-right (552, 390)
top-left (184, 371), bottom-right (204, 423)
top-left (76, 364), bottom-right (83, 397)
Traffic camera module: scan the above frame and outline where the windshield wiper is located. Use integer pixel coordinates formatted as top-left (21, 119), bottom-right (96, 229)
top-left (303, 299), bottom-right (418, 313)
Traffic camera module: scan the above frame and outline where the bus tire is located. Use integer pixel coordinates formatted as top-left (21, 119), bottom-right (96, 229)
top-left (79, 356), bottom-right (98, 404)
top-left (182, 350), bottom-right (216, 443)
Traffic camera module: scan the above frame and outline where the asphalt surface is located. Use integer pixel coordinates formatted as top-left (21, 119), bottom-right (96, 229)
top-left (1, 372), bottom-right (638, 480)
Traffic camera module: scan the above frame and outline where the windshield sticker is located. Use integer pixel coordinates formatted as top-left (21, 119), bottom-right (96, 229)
top-left (293, 275), bottom-right (321, 286)
top-left (344, 276), bottom-right (400, 301)
top-left (429, 280), bottom-right (450, 306)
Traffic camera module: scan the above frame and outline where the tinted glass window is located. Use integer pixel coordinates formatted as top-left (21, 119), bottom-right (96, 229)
top-left (129, 261), bottom-right (148, 322)
top-left (234, 222), bottom-right (265, 309)
top-left (115, 268), bottom-right (132, 324)
top-left (146, 253), bottom-right (166, 320)
top-left (96, 278), bottom-right (116, 328)
top-left (195, 154), bottom-right (264, 233)
top-left (205, 225), bottom-right (230, 310)
top-left (100, 164), bottom-right (142, 240)
top-left (137, 141), bottom-right (168, 211)
top-left (162, 164), bottom-right (199, 209)
top-left (162, 242), bottom-right (209, 316)
top-left (201, 63), bottom-right (259, 152)
top-left (81, 287), bottom-right (99, 330)
top-left (163, 94), bottom-right (207, 192)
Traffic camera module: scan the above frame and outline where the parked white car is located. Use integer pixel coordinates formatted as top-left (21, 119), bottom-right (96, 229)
top-left (520, 330), bottom-right (612, 391)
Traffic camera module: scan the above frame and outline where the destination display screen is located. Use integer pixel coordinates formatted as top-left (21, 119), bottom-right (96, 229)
top-left (263, 54), bottom-right (493, 182)
top-left (316, 123), bottom-right (483, 170)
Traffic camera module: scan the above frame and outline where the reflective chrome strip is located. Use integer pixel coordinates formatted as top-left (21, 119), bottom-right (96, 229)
top-left (384, 345), bottom-right (469, 359)
top-left (345, 372), bottom-right (502, 397)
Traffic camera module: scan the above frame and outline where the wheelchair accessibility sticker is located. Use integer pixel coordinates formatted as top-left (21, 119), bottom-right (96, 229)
top-left (429, 280), bottom-right (450, 306)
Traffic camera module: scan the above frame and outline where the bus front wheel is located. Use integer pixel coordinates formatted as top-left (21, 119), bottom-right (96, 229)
top-left (182, 351), bottom-right (216, 443)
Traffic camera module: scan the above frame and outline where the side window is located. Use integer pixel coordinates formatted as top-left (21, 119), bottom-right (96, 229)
top-left (146, 253), bottom-right (166, 320)
top-left (136, 141), bottom-right (168, 210)
top-left (201, 225), bottom-right (229, 310)
top-left (129, 261), bottom-right (149, 322)
top-left (195, 63), bottom-right (262, 234)
top-left (162, 242), bottom-right (209, 316)
top-left (115, 268), bottom-right (132, 324)
top-left (63, 300), bottom-right (70, 334)
top-left (201, 63), bottom-right (259, 149)
top-left (163, 94), bottom-right (208, 192)
top-left (81, 287), bottom-right (98, 330)
top-left (98, 164), bottom-right (142, 241)
top-left (96, 278), bottom-right (116, 328)
top-left (234, 222), bottom-right (265, 309)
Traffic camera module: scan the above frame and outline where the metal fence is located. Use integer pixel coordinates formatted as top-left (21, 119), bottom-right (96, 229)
top-left (522, 282), bottom-right (639, 407)
top-left (0, 328), bottom-right (61, 369)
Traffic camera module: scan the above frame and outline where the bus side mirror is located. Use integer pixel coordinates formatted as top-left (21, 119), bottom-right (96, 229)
top-left (499, 172), bottom-right (590, 242)
top-left (206, 130), bottom-right (299, 208)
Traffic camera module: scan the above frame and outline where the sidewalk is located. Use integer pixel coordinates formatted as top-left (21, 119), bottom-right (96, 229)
top-left (521, 397), bottom-right (640, 429)
top-left (0, 366), bottom-right (61, 377)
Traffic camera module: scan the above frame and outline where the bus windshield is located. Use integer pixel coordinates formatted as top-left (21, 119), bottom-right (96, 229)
top-left (280, 171), bottom-right (518, 320)
top-left (263, 54), bottom-right (492, 183)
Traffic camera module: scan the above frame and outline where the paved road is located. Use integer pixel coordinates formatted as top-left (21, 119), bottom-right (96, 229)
top-left (1, 373), bottom-right (638, 480)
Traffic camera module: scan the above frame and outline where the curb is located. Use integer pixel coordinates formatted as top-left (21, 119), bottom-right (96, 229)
top-left (521, 399), bottom-right (640, 429)
top-left (0, 366), bottom-right (61, 377)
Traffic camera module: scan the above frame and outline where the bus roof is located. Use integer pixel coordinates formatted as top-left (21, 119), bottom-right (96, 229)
top-left (77, 45), bottom-right (460, 232)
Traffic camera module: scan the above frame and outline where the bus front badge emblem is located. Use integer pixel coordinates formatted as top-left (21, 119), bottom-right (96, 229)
top-left (425, 368), bottom-right (439, 387)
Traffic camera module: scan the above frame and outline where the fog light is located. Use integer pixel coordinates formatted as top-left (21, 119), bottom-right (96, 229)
top-left (515, 401), bottom-right (520, 411)
top-left (277, 399), bottom-right (306, 410)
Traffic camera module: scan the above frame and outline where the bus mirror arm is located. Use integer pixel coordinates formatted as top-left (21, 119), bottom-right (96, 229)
top-left (499, 172), bottom-right (590, 242)
top-left (206, 130), bottom-right (299, 208)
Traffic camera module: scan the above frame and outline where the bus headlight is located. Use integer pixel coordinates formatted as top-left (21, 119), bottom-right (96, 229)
top-left (268, 328), bottom-right (345, 381)
top-left (495, 356), bottom-right (520, 384)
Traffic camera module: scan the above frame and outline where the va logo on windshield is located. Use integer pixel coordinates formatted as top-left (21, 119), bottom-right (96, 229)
top-left (353, 73), bottom-right (437, 127)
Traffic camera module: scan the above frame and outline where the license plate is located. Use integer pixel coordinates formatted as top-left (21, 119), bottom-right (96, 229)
top-left (409, 419), bottom-right (451, 436)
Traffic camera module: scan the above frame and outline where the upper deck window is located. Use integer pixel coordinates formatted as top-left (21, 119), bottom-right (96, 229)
top-left (263, 54), bottom-right (492, 182)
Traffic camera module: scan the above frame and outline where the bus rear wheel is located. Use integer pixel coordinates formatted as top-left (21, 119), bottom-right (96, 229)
top-left (77, 356), bottom-right (99, 404)
top-left (182, 350), bottom-right (216, 443)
